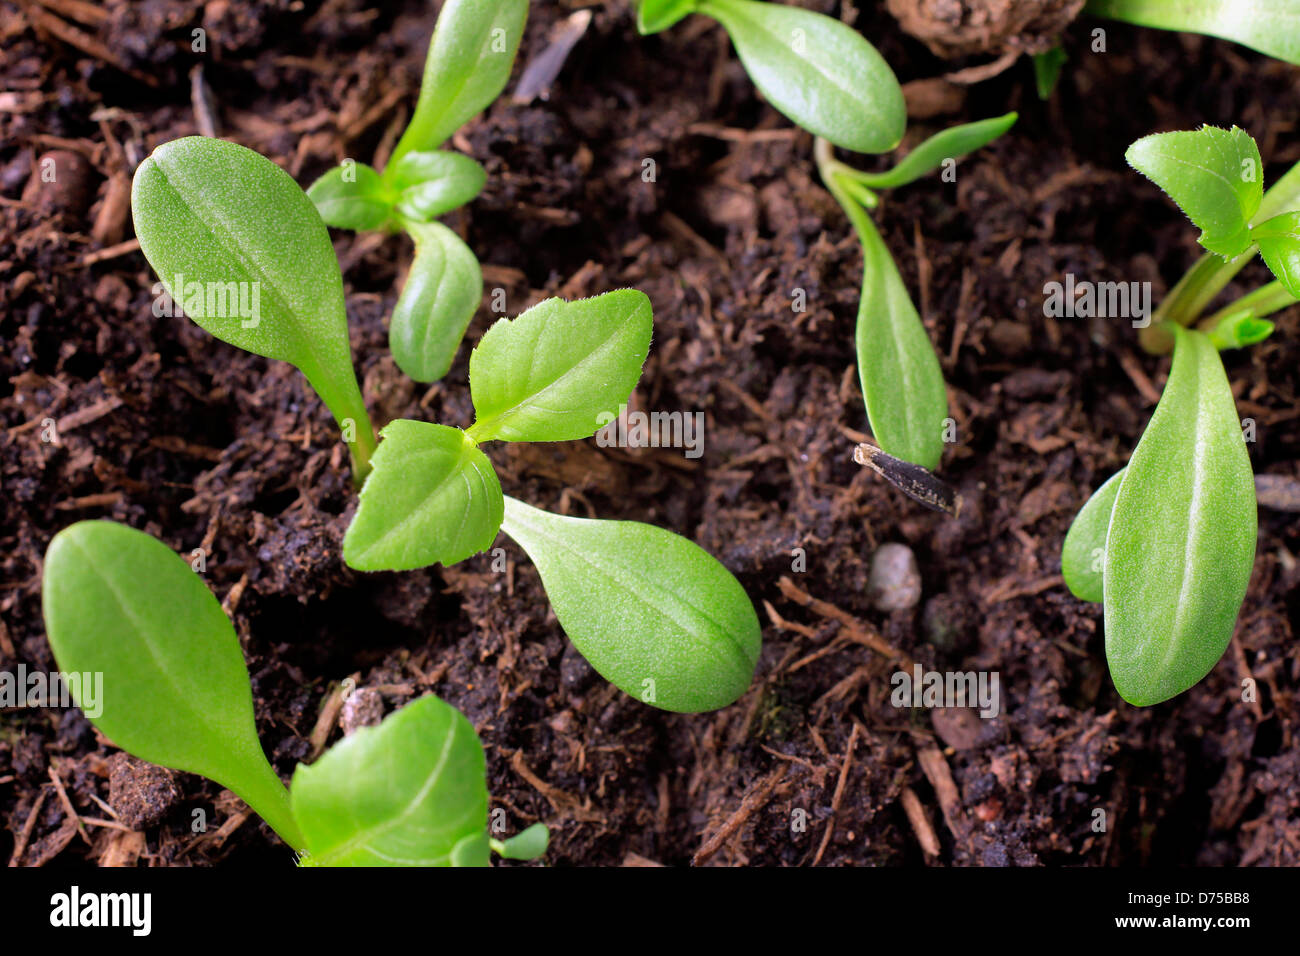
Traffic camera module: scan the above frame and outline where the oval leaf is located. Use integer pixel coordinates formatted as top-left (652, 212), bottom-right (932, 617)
top-left (1126, 125), bottom-right (1262, 258)
top-left (390, 221), bottom-right (483, 383)
top-left (42, 521), bottom-right (302, 848)
top-left (494, 822), bottom-right (550, 860)
top-left (500, 496), bottom-right (761, 713)
top-left (467, 290), bottom-right (652, 443)
top-left (852, 205), bottom-right (947, 470)
top-left (391, 0), bottom-right (529, 163)
top-left (1251, 211), bottom-right (1300, 299)
top-left (306, 162), bottom-right (395, 231)
top-left (291, 695), bottom-right (489, 867)
top-left (847, 113), bottom-right (1017, 190)
top-left (1087, 0), bottom-right (1300, 66)
top-left (391, 150), bottom-right (487, 222)
top-left (344, 420), bottom-right (503, 571)
top-left (698, 0), bottom-right (904, 154)
top-left (1104, 327), bottom-right (1257, 706)
top-left (1061, 469), bottom-right (1124, 603)
top-left (132, 137), bottom-right (372, 459)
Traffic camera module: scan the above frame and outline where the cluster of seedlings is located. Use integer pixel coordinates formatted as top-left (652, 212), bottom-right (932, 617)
top-left (32, 0), bottom-right (1300, 865)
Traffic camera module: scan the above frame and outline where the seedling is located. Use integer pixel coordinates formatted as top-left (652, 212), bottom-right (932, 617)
top-left (1086, 0), bottom-right (1300, 66)
top-left (637, 0), bottom-right (1015, 473)
top-left (307, 0), bottom-right (528, 382)
top-left (132, 136), bottom-right (762, 714)
top-left (41, 520), bottom-right (548, 866)
top-left (1062, 125), bottom-right (1300, 706)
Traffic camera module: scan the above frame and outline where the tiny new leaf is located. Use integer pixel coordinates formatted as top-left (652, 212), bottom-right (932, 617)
top-left (467, 290), bottom-right (653, 443)
top-left (1126, 125), bottom-right (1263, 258)
top-left (42, 521), bottom-right (304, 849)
top-left (500, 496), bottom-right (762, 713)
top-left (389, 220), bottom-right (483, 383)
top-left (306, 161), bottom-right (394, 231)
top-left (696, 0), bottom-right (905, 154)
top-left (637, 0), bottom-right (698, 34)
top-left (390, 150), bottom-right (488, 223)
top-left (344, 420), bottom-right (503, 572)
top-left (1104, 326), bottom-right (1257, 706)
top-left (291, 695), bottom-right (489, 866)
top-left (1061, 469), bottom-right (1125, 603)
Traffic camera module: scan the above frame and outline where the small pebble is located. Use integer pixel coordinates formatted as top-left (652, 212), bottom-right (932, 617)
top-left (108, 752), bottom-right (180, 830)
top-left (868, 543), bottom-right (922, 611)
top-left (340, 687), bottom-right (384, 735)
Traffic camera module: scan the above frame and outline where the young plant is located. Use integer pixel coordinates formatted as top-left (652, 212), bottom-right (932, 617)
top-left (346, 290), bottom-right (763, 714)
top-left (132, 136), bottom-right (762, 715)
top-left (637, 0), bottom-right (1015, 474)
top-left (1061, 125), bottom-right (1300, 706)
top-left (306, 0), bottom-right (528, 383)
top-left (1086, 0), bottom-right (1300, 67)
top-left (42, 520), bottom-right (548, 866)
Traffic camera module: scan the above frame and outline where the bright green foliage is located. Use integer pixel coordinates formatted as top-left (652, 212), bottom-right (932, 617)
top-left (292, 695), bottom-right (490, 867)
top-left (500, 497), bottom-right (762, 713)
top-left (343, 420), bottom-right (503, 572)
top-left (637, 0), bottom-right (697, 33)
top-left (389, 221), bottom-right (483, 382)
top-left (389, 151), bottom-right (487, 222)
top-left (1208, 310), bottom-right (1275, 350)
top-left (1126, 126), bottom-right (1262, 258)
top-left (1086, 0), bottom-right (1300, 66)
top-left (131, 136), bottom-right (376, 478)
top-left (492, 822), bottom-right (551, 860)
top-left (1061, 469), bottom-right (1125, 603)
top-left (43, 521), bottom-right (304, 849)
top-left (468, 291), bottom-right (653, 443)
top-left (843, 113), bottom-right (1018, 190)
top-left (695, 0), bottom-right (904, 154)
top-left (306, 161), bottom-right (394, 231)
top-left (1104, 327), bottom-right (1256, 706)
top-left (1251, 211), bottom-right (1300, 298)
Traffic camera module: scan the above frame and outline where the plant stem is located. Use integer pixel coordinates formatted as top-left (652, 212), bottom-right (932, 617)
top-left (1199, 279), bottom-right (1299, 330)
top-left (814, 137), bottom-right (879, 251)
top-left (221, 760), bottom-right (306, 854)
top-left (1138, 251), bottom-right (1250, 354)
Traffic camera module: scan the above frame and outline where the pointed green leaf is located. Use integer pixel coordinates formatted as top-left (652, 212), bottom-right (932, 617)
top-left (131, 137), bottom-right (374, 471)
top-left (391, 150), bottom-right (487, 222)
top-left (306, 162), bottom-right (395, 231)
top-left (845, 113), bottom-right (1018, 190)
top-left (344, 420), bottom-right (503, 571)
top-left (637, 0), bottom-right (697, 34)
top-left (697, 0), bottom-right (904, 154)
top-left (1125, 125), bottom-right (1263, 258)
top-left (1032, 46), bottom-right (1067, 100)
top-left (467, 291), bottom-right (652, 443)
top-left (1251, 211), bottom-right (1300, 298)
top-left (291, 695), bottom-right (489, 867)
top-left (1061, 469), bottom-right (1125, 603)
top-left (1104, 327), bottom-right (1257, 706)
top-left (390, 0), bottom-right (529, 164)
top-left (851, 205), bottom-right (947, 470)
top-left (493, 822), bottom-right (550, 860)
top-left (1086, 0), bottom-right (1300, 66)
top-left (42, 521), bottom-right (303, 849)
top-left (390, 221), bottom-right (483, 383)
top-left (500, 497), bottom-right (761, 713)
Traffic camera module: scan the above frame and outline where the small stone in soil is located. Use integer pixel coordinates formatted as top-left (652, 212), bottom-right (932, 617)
top-left (340, 687), bottom-right (385, 736)
top-left (868, 543), bottom-right (922, 612)
top-left (108, 752), bottom-right (180, 831)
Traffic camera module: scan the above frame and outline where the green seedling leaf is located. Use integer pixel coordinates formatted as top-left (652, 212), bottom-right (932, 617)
top-left (390, 0), bottom-right (529, 165)
top-left (850, 199), bottom-right (948, 470)
top-left (1086, 0), bottom-right (1300, 66)
top-left (306, 162), bottom-right (394, 231)
top-left (500, 497), bottom-right (762, 713)
top-left (467, 290), bottom-right (652, 443)
top-left (391, 150), bottom-right (487, 223)
top-left (390, 221), bottom-right (483, 383)
top-left (1251, 211), bottom-right (1300, 299)
top-left (1104, 326), bottom-right (1257, 706)
top-left (844, 113), bottom-right (1018, 190)
top-left (1032, 46), bottom-right (1067, 100)
top-left (1208, 309), bottom-right (1275, 351)
top-left (491, 822), bottom-right (550, 860)
top-left (344, 420), bottom-right (503, 571)
top-left (697, 0), bottom-right (904, 154)
top-left (1061, 469), bottom-right (1125, 603)
top-left (42, 521), bottom-right (304, 850)
top-left (132, 136), bottom-right (375, 477)
top-left (291, 695), bottom-right (489, 866)
top-left (1126, 125), bottom-right (1263, 258)
top-left (637, 0), bottom-right (698, 34)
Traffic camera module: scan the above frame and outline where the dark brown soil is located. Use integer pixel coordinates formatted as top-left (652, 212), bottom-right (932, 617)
top-left (2, 0), bottom-right (1298, 867)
